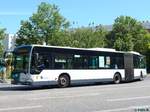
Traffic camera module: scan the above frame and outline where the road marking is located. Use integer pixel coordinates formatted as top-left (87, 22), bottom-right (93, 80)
top-left (94, 107), bottom-right (132, 112)
top-left (93, 105), bottom-right (150, 112)
top-left (29, 93), bottom-right (100, 100)
top-left (98, 85), bottom-right (150, 92)
top-left (48, 85), bottom-right (150, 98)
top-left (47, 85), bottom-right (150, 95)
top-left (0, 105), bottom-right (43, 111)
top-left (107, 96), bottom-right (150, 102)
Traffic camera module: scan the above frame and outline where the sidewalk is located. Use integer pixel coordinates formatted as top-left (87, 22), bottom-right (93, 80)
top-left (0, 79), bottom-right (11, 84)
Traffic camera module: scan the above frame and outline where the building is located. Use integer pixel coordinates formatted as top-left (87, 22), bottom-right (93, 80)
top-left (3, 34), bottom-right (16, 52)
top-left (142, 21), bottom-right (150, 32)
top-left (102, 22), bottom-right (150, 32)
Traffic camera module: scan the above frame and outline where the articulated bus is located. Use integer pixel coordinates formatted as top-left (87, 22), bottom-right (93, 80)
top-left (11, 45), bottom-right (147, 87)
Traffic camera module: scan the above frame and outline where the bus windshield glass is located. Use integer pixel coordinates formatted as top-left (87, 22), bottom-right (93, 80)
top-left (13, 47), bottom-right (31, 73)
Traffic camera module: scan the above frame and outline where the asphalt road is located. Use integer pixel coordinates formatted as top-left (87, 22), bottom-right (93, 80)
top-left (0, 75), bottom-right (150, 112)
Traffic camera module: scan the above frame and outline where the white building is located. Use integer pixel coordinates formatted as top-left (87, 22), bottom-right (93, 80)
top-left (3, 34), bottom-right (16, 52)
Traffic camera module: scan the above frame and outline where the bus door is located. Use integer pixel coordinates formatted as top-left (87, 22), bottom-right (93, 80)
top-left (124, 53), bottom-right (134, 81)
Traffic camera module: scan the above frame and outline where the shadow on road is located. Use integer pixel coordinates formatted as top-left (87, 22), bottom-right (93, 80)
top-left (0, 84), bottom-right (56, 91)
top-left (0, 78), bottom-right (144, 91)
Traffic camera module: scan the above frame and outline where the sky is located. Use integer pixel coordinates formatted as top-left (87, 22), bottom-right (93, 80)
top-left (0, 0), bottom-right (150, 34)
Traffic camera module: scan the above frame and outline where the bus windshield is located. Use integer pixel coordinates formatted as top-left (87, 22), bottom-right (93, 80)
top-left (13, 47), bottom-right (31, 73)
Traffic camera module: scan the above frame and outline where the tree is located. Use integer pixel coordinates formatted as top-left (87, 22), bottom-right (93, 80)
top-left (0, 28), bottom-right (6, 57)
top-left (68, 26), bottom-right (108, 48)
top-left (107, 16), bottom-right (150, 72)
top-left (16, 21), bottom-right (39, 45)
top-left (144, 33), bottom-right (150, 72)
top-left (93, 26), bottom-right (108, 48)
top-left (16, 2), bottom-right (69, 46)
top-left (109, 16), bottom-right (150, 53)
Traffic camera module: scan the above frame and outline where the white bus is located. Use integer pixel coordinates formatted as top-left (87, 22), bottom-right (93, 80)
top-left (11, 45), bottom-right (147, 87)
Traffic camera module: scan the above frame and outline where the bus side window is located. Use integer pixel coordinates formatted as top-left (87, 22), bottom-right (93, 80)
top-left (88, 56), bottom-right (98, 69)
top-left (99, 56), bottom-right (111, 69)
top-left (115, 56), bottom-right (124, 69)
top-left (43, 58), bottom-right (50, 69)
top-left (53, 53), bottom-right (73, 69)
top-left (73, 55), bottom-right (88, 69)
top-left (31, 53), bottom-right (50, 73)
top-left (105, 56), bottom-right (111, 68)
top-left (73, 55), bottom-right (82, 69)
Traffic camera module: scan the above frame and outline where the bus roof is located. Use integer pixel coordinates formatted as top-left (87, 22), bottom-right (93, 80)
top-left (31, 44), bottom-right (118, 53)
top-left (128, 51), bottom-right (141, 55)
top-left (14, 44), bottom-right (142, 56)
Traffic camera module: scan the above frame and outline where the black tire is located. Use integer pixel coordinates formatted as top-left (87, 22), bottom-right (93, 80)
top-left (58, 75), bottom-right (70, 88)
top-left (113, 73), bottom-right (122, 84)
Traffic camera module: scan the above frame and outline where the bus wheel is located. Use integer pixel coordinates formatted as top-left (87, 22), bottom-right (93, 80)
top-left (113, 73), bottom-right (121, 84)
top-left (139, 72), bottom-right (144, 81)
top-left (58, 75), bottom-right (70, 88)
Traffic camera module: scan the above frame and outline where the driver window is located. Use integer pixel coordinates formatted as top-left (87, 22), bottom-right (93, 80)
top-left (31, 53), bottom-right (50, 74)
